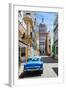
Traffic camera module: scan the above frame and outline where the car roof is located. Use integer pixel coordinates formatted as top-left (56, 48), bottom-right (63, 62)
top-left (28, 56), bottom-right (41, 59)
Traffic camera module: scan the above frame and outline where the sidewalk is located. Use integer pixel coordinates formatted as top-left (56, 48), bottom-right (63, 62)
top-left (41, 63), bottom-right (58, 77)
top-left (18, 63), bottom-right (24, 76)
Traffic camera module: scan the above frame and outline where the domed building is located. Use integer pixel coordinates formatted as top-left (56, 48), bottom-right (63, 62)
top-left (39, 18), bottom-right (50, 56)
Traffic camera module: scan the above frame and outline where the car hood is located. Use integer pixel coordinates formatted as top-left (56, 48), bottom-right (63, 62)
top-left (24, 61), bottom-right (43, 65)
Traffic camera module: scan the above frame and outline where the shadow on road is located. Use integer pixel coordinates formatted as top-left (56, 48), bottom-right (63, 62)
top-left (19, 71), bottom-right (42, 78)
top-left (52, 67), bottom-right (58, 76)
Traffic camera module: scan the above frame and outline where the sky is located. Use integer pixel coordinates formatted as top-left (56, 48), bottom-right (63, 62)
top-left (19, 11), bottom-right (58, 32)
top-left (33, 11), bottom-right (58, 46)
top-left (34, 12), bottom-right (58, 32)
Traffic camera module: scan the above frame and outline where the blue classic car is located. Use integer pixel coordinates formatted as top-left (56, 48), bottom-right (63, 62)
top-left (24, 56), bottom-right (43, 74)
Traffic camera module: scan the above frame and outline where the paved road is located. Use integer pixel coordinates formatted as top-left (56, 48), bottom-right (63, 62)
top-left (19, 56), bottom-right (58, 79)
top-left (41, 56), bottom-right (58, 63)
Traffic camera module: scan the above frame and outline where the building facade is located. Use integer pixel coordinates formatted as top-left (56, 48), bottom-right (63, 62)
top-left (18, 11), bottom-right (38, 63)
top-left (18, 10), bottom-right (28, 63)
top-left (39, 19), bottom-right (51, 56)
top-left (39, 21), bottom-right (47, 55)
top-left (53, 15), bottom-right (58, 59)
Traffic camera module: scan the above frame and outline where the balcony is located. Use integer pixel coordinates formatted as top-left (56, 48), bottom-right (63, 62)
top-left (21, 33), bottom-right (32, 46)
top-left (19, 30), bottom-right (37, 50)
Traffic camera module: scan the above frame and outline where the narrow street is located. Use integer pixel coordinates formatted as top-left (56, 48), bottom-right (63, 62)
top-left (19, 56), bottom-right (58, 78)
top-left (18, 11), bottom-right (58, 79)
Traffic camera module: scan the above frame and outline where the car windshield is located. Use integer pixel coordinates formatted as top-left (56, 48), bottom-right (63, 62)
top-left (27, 58), bottom-right (32, 62)
top-left (27, 58), bottom-right (39, 62)
top-left (32, 58), bottom-right (39, 61)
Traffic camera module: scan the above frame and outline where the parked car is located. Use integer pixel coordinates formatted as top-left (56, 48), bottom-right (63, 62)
top-left (24, 56), bottom-right (43, 74)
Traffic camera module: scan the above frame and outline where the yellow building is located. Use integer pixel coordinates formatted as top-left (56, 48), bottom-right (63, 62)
top-left (18, 21), bottom-right (28, 62)
top-left (19, 12), bottom-right (35, 63)
top-left (45, 33), bottom-right (51, 56)
top-left (23, 13), bottom-right (33, 58)
top-left (19, 11), bottom-right (38, 63)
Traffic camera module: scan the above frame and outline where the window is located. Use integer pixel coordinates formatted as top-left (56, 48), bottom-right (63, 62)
top-left (56, 47), bottom-right (58, 54)
top-left (40, 50), bottom-right (41, 54)
top-left (30, 32), bottom-right (32, 37)
top-left (39, 42), bottom-right (44, 45)
top-left (43, 51), bottom-right (44, 53)
top-left (22, 33), bottom-right (25, 39)
top-left (21, 47), bottom-right (25, 56)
